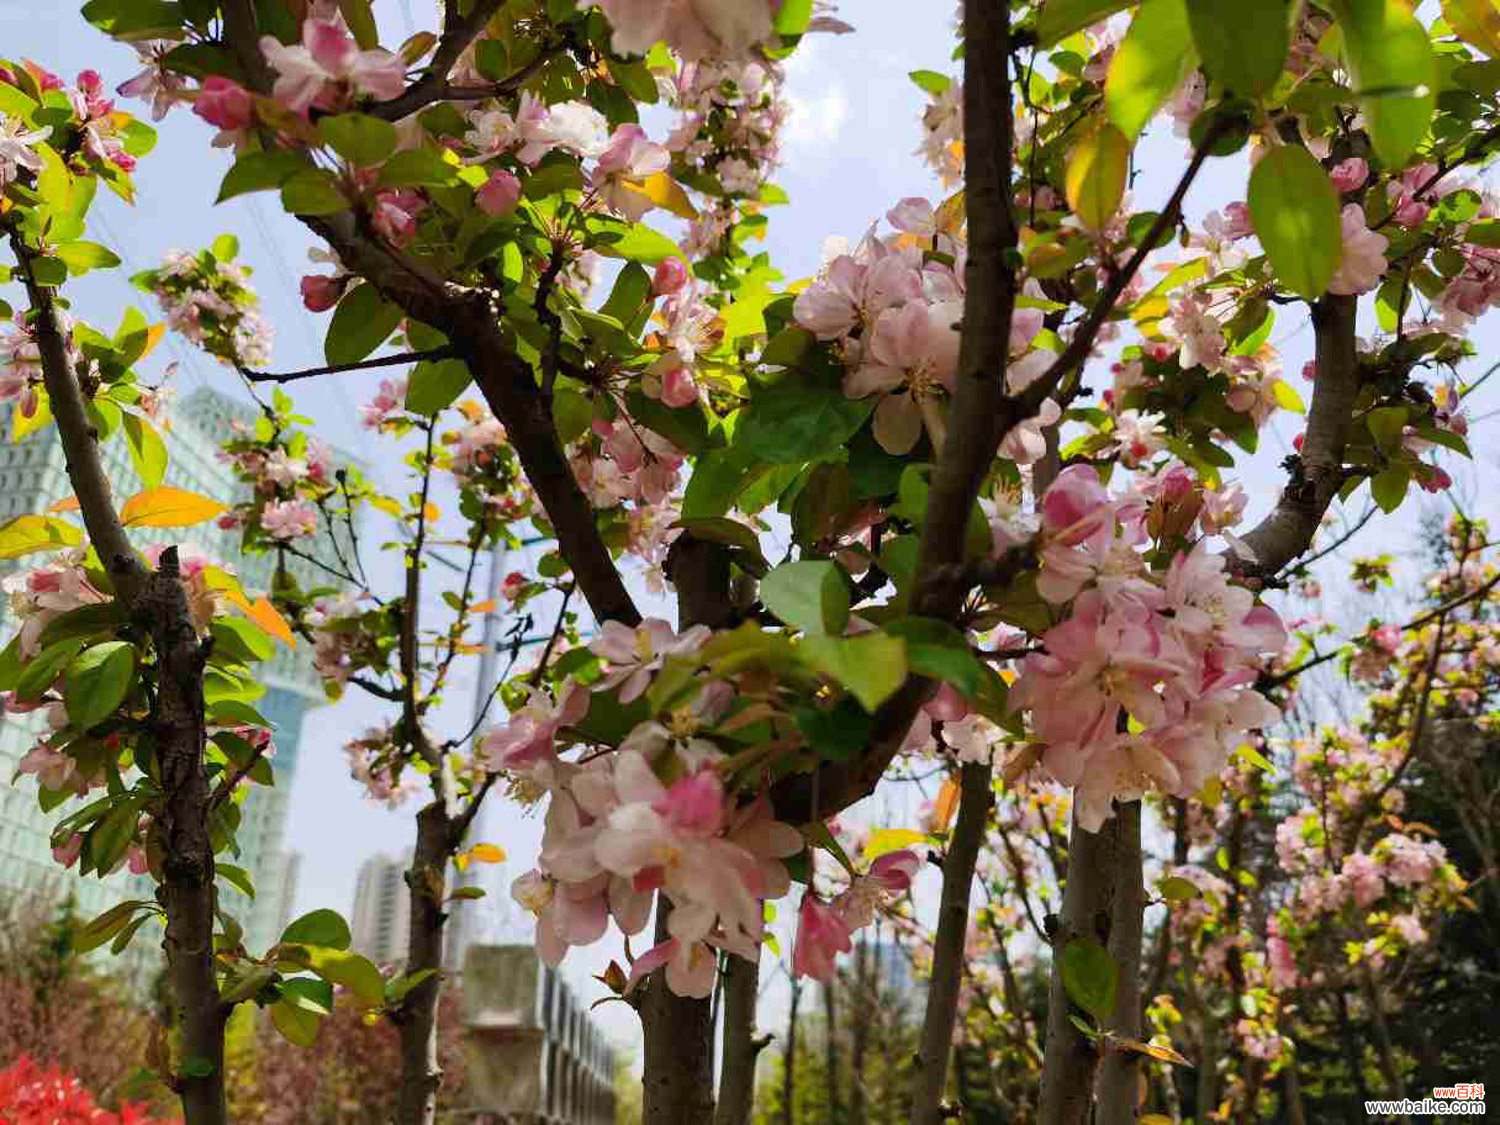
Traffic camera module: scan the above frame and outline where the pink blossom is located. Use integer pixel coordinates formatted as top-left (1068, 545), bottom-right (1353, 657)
top-left (52, 833), bottom-right (83, 868)
top-left (625, 937), bottom-right (718, 998)
top-left (371, 190), bottom-right (424, 247)
top-left (845, 299), bottom-right (962, 455)
top-left (261, 498), bottom-right (317, 541)
top-left (1199, 481), bottom-right (1247, 534)
top-left (260, 17), bottom-right (406, 115)
top-left (1330, 157), bottom-right (1369, 194)
top-left (653, 257), bottom-right (690, 296)
top-left (1328, 205), bottom-right (1388, 295)
top-left (792, 894), bottom-right (853, 981)
top-left (592, 124), bottom-right (671, 220)
top-left (360, 376), bottom-right (406, 428)
top-left (500, 571), bottom-right (528, 602)
top-left (192, 77), bottom-right (255, 131)
top-left (300, 273), bottom-right (345, 312)
top-left (481, 685), bottom-right (589, 773)
top-left (589, 618), bottom-right (711, 703)
top-left (476, 169), bottom-right (522, 217)
top-left (598, 0), bottom-right (776, 60)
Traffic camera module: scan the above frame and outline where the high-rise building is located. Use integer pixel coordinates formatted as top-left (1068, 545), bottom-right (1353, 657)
top-left (0, 387), bottom-right (335, 975)
top-left (351, 851), bottom-right (412, 966)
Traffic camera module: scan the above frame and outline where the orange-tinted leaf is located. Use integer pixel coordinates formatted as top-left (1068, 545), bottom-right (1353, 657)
top-left (469, 843), bottom-right (506, 864)
top-left (46, 495), bottom-right (81, 514)
top-left (933, 776), bottom-right (961, 833)
top-left (246, 595), bottom-right (295, 648)
top-left (120, 486), bottom-right (228, 528)
top-left (1108, 1034), bottom-right (1192, 1066)
top-left (622, 172), bottom-right (699, 219)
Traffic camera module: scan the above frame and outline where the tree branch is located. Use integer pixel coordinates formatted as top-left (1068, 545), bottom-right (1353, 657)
top-left (1232, 294), bottom-right (1361, 578)
top-left (911, 761), bottom-right (995, 1125)
top-left (237, 348), bottom-right (455, 384)
top-left (362, 0), bottom-right (509, 121)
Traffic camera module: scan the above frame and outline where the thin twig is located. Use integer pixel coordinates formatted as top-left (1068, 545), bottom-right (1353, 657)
top-left (237, 347), bottom-right (455, 384)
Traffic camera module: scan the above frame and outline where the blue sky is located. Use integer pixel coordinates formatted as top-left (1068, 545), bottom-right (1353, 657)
top-left (5, 0), bottom-right (1499, 1050)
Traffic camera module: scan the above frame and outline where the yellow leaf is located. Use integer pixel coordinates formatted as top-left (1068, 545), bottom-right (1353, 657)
top-left (933, 776), bottom-right (962, 833)
top-left (1109, 1035), bottom-right (1192, 1067)
top-left (120, 486), bottom-right (228, 528)
top-left (469, 843), bottom-right (506, 864)
top-left (622, 172), bottom-right (699, 219)
top-left (46, 495), bottom-right (80, 514)
top-left (1271, 379), bottom-right (1306, 414)
top-left (1065, 123), bottom-right (1130, 232)
top-left (369, 494), bottom-right (403, 518)
top-left (138, 323), bottom-right (167, 362)
top-left (935, 188), bottom-right (966, 234)
top-left (421, 501), bottom-right (441, 523)
top-left (230, 592), bottom-right (295, 649)
top-left (0, 514), bottom-right (83, 559)
top-left (12, 393), bottom-right (52, 442)
top-left (201, 565), bottom-right (245, 595)
top-left (864, 828), bottom-right (926, 860)
top-left (1443, 0), bottom-right (1500, 57)
top-left (454, 853), bottom-right (469, 872)
top-left (1141, 1116), bottom-right (1176, 1124)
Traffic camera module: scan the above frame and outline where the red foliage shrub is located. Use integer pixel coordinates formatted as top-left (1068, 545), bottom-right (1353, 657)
top-left (0, 1056), bottom-right (178, 1124)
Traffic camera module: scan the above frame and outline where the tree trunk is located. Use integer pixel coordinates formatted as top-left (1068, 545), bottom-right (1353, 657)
top-left (911, 761), bottom-right (994, 1125)
top-left (395, 798), bottom-right (454, 1125)
top-left (640, 535), bottom-right (735, 1125)
top-left (1039, 804), bottom-right (1135, 1124)
top-left (849, 941), bottom-right (869, 1125)
top-left (715, 952), bottom-right (763, 1125)
top-left (640, 900), bottom-right (717, 1123)
top-left (17, 229), bottom-right (226, 1125)
top-left (1097, 801), bottom-right (1145, 1125)
top-left (146, 552), bottom-right (227, 1125)
top-left (823, 976), bottom-right (841, 1125)
top-left (782, 976), bottom-right (802, 1125)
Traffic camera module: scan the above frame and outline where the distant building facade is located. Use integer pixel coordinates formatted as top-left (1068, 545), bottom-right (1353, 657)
top-left (351, 850), bottom-right (412, 966)
top-left (460, 945), bottom-right (616, 1124)
top-left (0, 388), bottom-right (332, 972)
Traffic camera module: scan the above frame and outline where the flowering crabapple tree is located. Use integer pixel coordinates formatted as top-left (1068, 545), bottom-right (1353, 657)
top-left (0, 0), bottom-right (1485, 1122)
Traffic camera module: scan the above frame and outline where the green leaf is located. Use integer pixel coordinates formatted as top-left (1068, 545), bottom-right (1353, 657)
top-left (271, 999), bottom-right (321, 1046)
top-left (280, 908), bottom-right (351, 950)
top-left (404, 358), bottom-right (471, 415)
top-left (280, 168), bottom-right (349, 216)
top-left (55, 241), bottom-right (122, 276)
top-left (63, 641), bottom-right (136, 731)
top-left (377, 147), bottom-right (459, 188)
top-left (325, 284), bottom-right (403, 366)
top-left (1370, 466), bottom-right (1409, 512)
top-left (15, 638), bottom-right (87, 703)
top-left (1106, 0), bottom-right (1195, 139)
top-left (793, 697), bottom-right (874, 762)
top-left (80, 0), bottom-right (185, 39)
top-left (593, 220), bottom-right (683, 266)
top-left (1038, 0), bottom-right (1136, 46)
top-left (909, 69), bottom-right (953, 96)
top-left (122, 413), bottom-right (168, 490)
top-left (317, 112), bottom-right (398, 167)
top-left (1062, 939), bottom-right (1119, 1022)
top-left (217, 149), bottom-right (306, 202)
top-left (1327, 0), bottom-right (1437, 167)
top-left (1187, 0), bottom-right (1291, 97)
top-left (801, 632), bottom-right (908, 712)
top-left (738, 389), bottom-right (873, 465)
top-left (760, 560), bottom-right (850, 635)
top-left (1366, 405), bottom-right (1408, 451)
top-left (338, 0), bottom-right (379, 47)
top-left (0, 514), bottom-right (83, 559)
top-left (883, 618), bottom-right (983, 699)
top-left (1159, 875), bottom-right (1200, 902)
top-left (218, 863), bottom-right (256, 899)
top-left (308, 947), bottom-right (386, 1008)
top-left (211, 233), bottom-right (240, 261)
top-left (1065, 124), bottom-right (1131, 231)
top-left (600, 262), bottom-right (651, 326)
top-left (1247, 145), bottom-right (1342, 300)
top-left (773, 0), bottom-right (814, 35)
top-left (75, 900), bottom-right (152, 953)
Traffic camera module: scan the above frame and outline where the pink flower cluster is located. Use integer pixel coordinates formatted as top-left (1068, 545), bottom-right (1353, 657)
top-left (597, 0), bottom-right (777, 61)
top-left (146, 250), bottom-right (274, 369)
top-left (259, 12), bottom-right (405, 115)
top-left (1011, 466), bottom-right (1286, 831)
